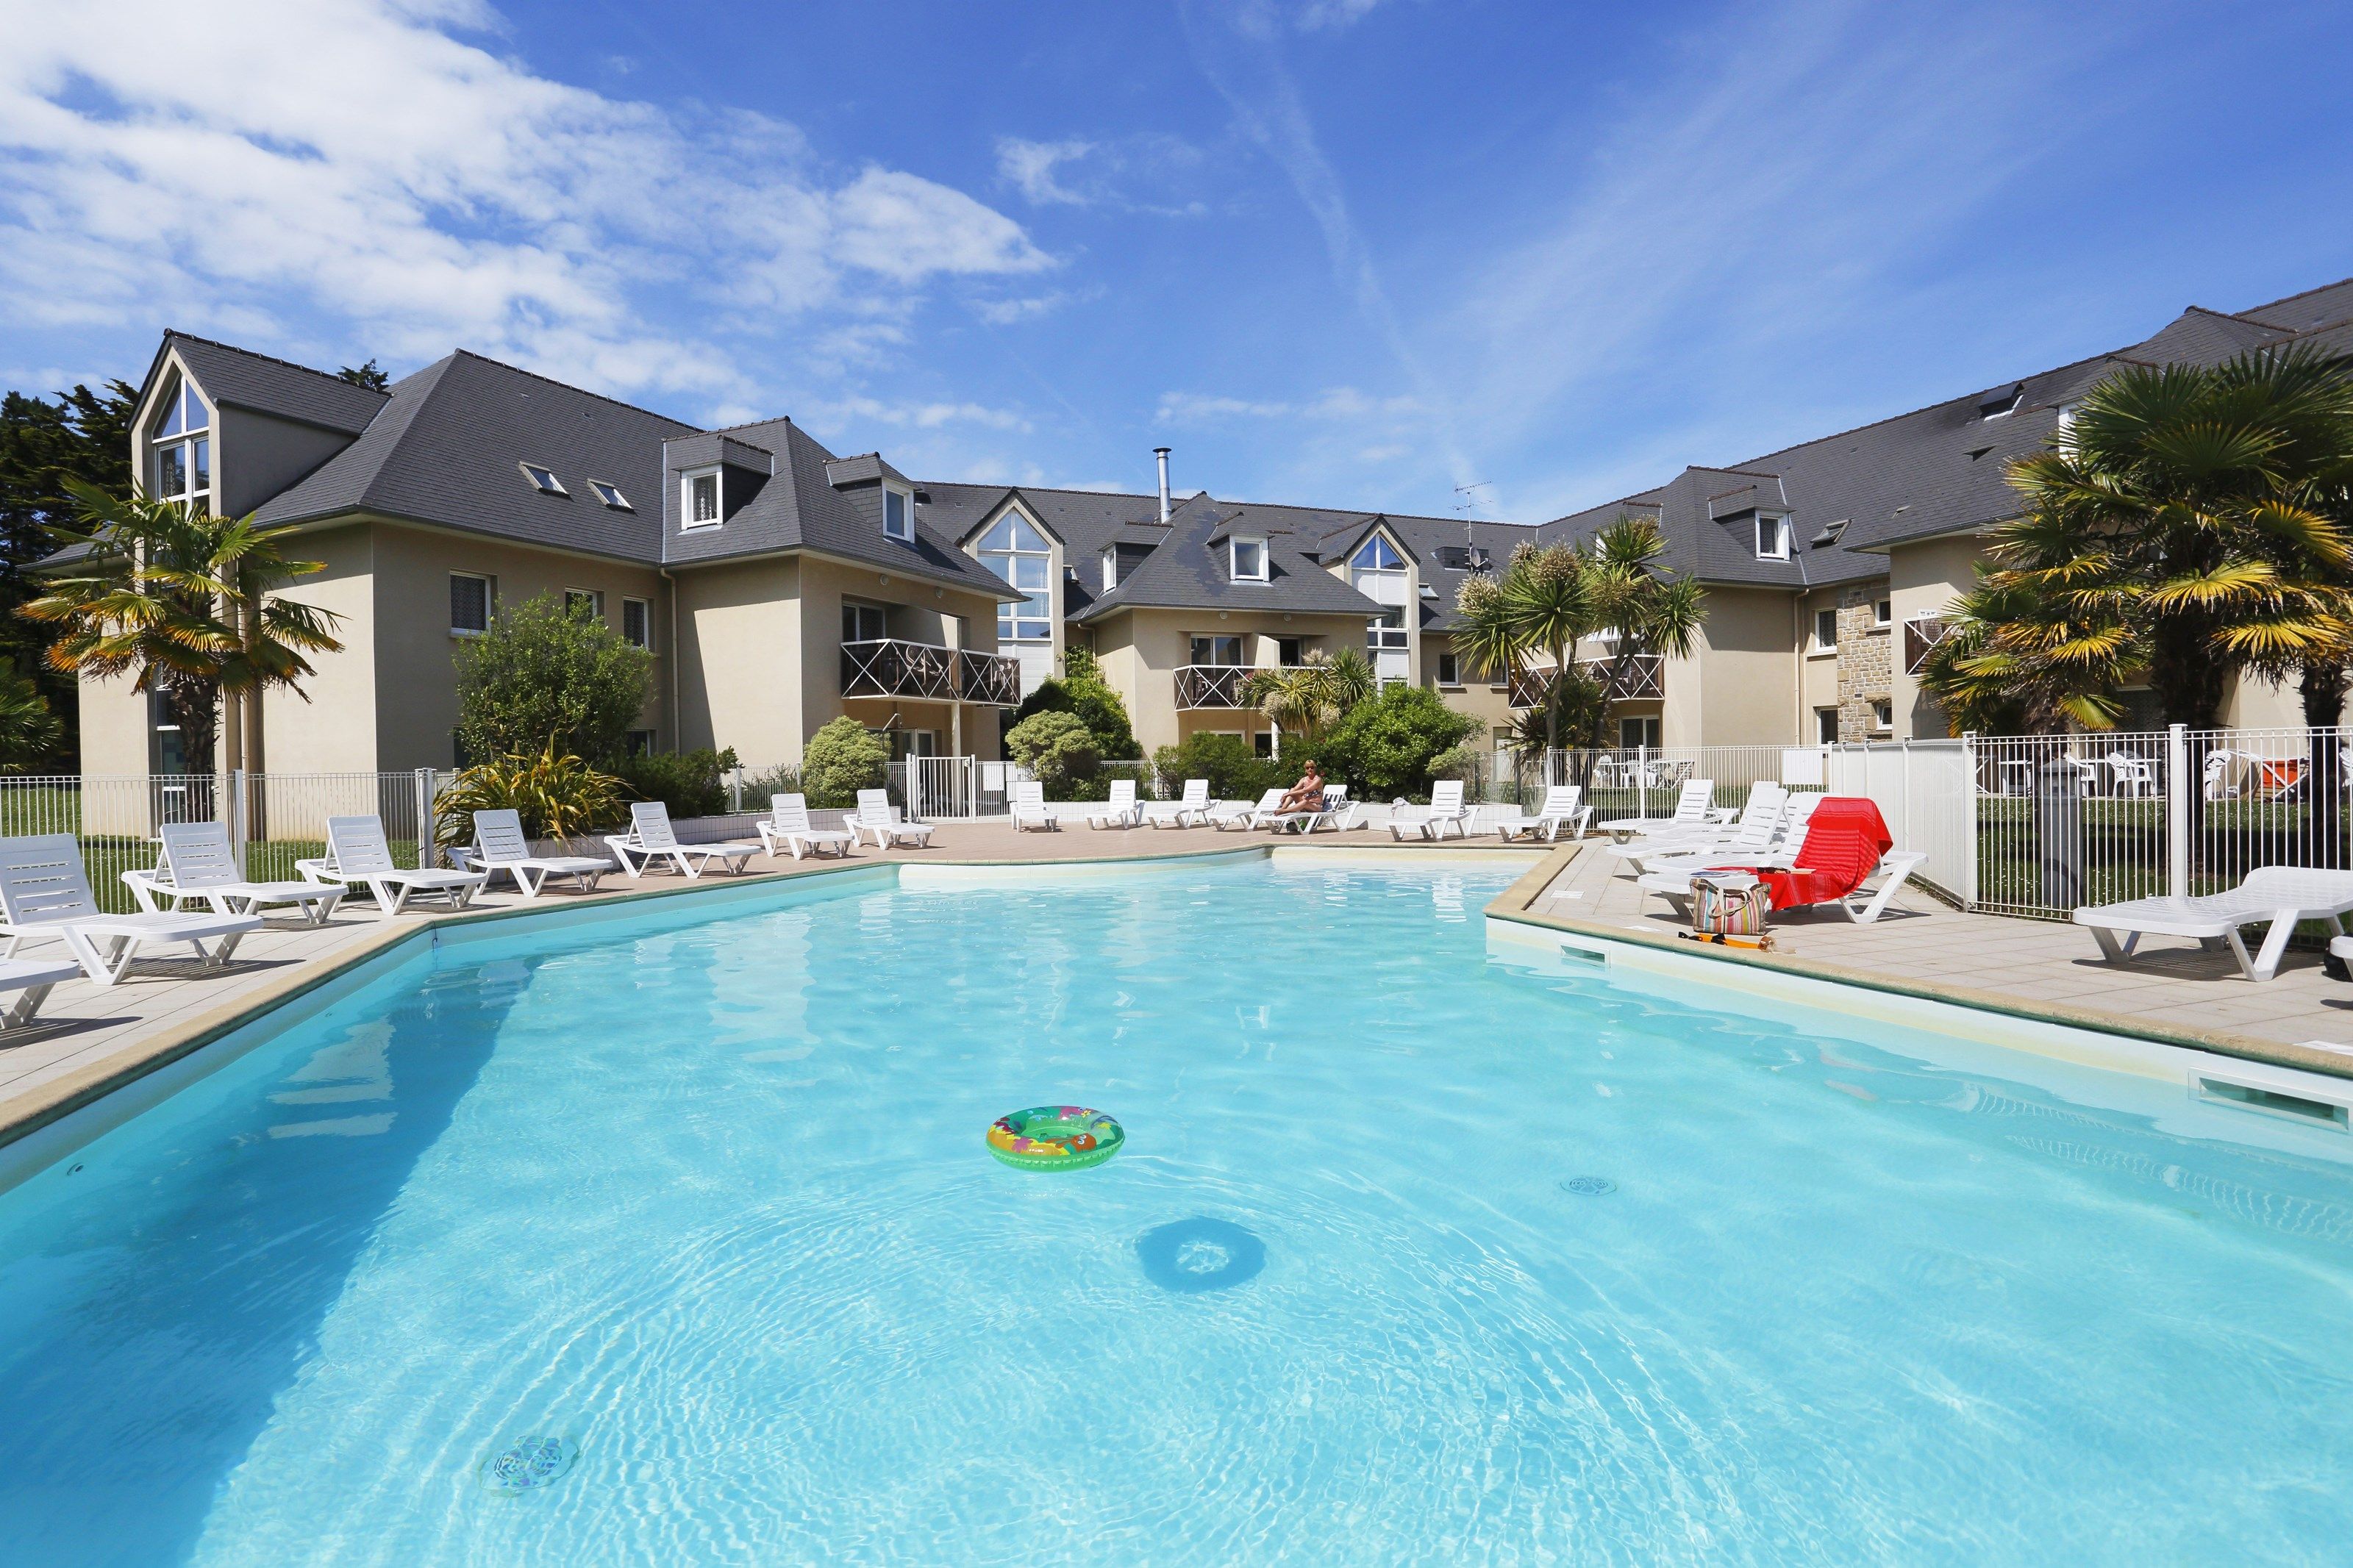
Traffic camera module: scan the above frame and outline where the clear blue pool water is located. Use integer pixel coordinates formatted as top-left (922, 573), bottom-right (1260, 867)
top-left (4, 858), bottom-right (2353, 1565)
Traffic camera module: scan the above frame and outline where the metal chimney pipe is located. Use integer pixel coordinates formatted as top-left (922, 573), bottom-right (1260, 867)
top-left (1154, 447), bottom-right (1171, 523)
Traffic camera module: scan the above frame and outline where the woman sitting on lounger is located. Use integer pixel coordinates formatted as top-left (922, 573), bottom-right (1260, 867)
top-left (1277, 760), bottom-right (1327, 815)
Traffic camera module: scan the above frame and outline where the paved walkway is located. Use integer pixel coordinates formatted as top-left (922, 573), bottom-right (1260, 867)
top-left (0, 821), bottom-right (1531, 1135)
top-left (1535, 837), bottom-right (2353, 1052)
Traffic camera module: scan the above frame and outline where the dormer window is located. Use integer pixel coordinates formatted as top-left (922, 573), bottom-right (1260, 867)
top-left (883, 484), bottom-right (913, 543)
top-left (521, 462), bottom-right (566, 495)
top-left (1754, 515), bottom-right (1791, 560)
top-left (682, 468), bottom-right (721, 530)
top-left (1101, 546), bottom-right (1117, 591)
top-left (1230, 536), bottom-right (1268, 582)
top-left (146, 369), bottom-right (210, 513)
top-left (589, 480), bottom-right (631, 511)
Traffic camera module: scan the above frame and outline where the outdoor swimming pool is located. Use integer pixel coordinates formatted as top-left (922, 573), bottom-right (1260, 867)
top-left (3, 856), bottom-right (2352, 1564)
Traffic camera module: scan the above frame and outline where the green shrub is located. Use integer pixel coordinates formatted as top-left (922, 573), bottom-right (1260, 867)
top-left (738, 762), bottom-right (803, 804)
top-left (802, 717), bottom-right (889, 807)
top-left (1321, 684), bottom-right (1479, 801)
top-left (1005, 709), bottom-right (1099, 792)
top-left (1007, 646), bottom-right (1140, 761)
top-left (1151, 733), bottom-right (1290, 802)
top-left (609, 745), bottom-right (739, 819)
top-left (432, 748), bottom-right (626, 848)
top-left (454, 591), bottom-right (654, 763)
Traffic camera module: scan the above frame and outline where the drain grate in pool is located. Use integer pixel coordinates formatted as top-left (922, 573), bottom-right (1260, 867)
top-left (1138, 1217), bottom-right (1267, 1294)
top-left (480, 1434), bottom-right (578, 1494)
top-left (1558, 1175), bottom-right (1617, 1196)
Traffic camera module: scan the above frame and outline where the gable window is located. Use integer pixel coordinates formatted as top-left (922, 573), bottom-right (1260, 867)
top-left (622, 596), bottom-right (651, 649)
top-left (146, 370), bottom-right (210, 513)
top-left (979, 511), bottom-right (1054, 642)
top-left (683, 468), bottom-right (721, 529)
top-left (1189, 634), bottom-right (1244, 666)
top-left (842, 601), bottom-right (889, 644)
top-left (1755, 515), bottom-right (1790, 561)
top-left (450, 573), bottom-right (493, 637)
top-left (1229, 536), bottom-right (1268, 582)
top-left (521, 462), bottom-right (566, 495)
top-left (565, 589), bottom-right (604, 621)
top-left (1814, 609), bottom-right (1838, 651)
top-left (883, 485), bottom-right (913, 543)
top-left (589, 479), bottom-right (631, 510)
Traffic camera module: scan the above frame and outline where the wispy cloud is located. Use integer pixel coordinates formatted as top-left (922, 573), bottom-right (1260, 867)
top-left (0, 0), bottom-right (1051, 409)
top-left (993, 133), bottom-right (1210, 216)
top-left (1156, 386), bottom-right (1420, 425)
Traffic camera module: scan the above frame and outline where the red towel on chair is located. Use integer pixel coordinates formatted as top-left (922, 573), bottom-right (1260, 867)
top-left (1755, 797), bottom-right (1892, 910)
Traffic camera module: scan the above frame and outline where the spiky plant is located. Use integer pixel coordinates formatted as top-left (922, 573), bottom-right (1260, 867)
top-left (432, 748), bottom-right (626, 848)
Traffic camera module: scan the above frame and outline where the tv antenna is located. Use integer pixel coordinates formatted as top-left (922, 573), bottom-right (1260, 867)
top-left (1452, 480), bottom-right (1492, 518)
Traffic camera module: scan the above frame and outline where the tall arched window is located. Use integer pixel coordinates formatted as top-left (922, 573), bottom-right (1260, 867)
top-left (147, 370), bottom-right (210, 513)
top-left (980, 511), bottom-right (1054, 642)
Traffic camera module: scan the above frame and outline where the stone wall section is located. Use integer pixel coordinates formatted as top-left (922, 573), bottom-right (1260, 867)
top-left (1835, 583), bottom-right (1893, 741)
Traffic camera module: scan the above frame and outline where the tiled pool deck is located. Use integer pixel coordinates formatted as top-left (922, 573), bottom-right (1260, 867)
top-left (7, 820), bottom-right (2353, 1149)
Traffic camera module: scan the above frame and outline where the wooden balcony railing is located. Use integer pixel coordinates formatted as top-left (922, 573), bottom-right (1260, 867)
top-left (840, 639), bottom-right (1023, 707)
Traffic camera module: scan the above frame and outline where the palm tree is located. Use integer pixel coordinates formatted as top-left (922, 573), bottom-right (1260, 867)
top-left (1453, 516), bottom-right (1705, 771)
top-left (1239, 646), bottom-right (1375, 748)
top-left (0, 657), bottom-right (63, 773)
top-left (20, 480), bottom-right (343, 776)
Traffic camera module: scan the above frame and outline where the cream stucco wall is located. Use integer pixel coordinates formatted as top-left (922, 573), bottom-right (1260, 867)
top-left (1690, 587), bottom-right (1804, 748)
top-left (256, 521), bottom-right (379, 773)
top-left (1087, 606), bottom-right (1359, 756)
top-left (674, 556), bottom-right (799, 769)
top-left (1885, 532), bottom-right (1987, 738)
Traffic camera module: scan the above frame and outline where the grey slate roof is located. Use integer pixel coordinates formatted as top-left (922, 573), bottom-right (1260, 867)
top-left (1071, 494), bottom-right (1387, 623)
top-left (153, 331), bottom-right (390, 434)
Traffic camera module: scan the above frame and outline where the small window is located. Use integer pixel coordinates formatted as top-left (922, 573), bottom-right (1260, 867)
top-left (1620, 716), bottom-right (1660, 749)
top-left (450, 573), bottom-right (493, 636)
top-left (1350, 536), bottom-right (1404, 570)
top-left (1979, 387), bottom-right (2021, 419)
top-left (884, 487), bottom-right (913, 542)
top-left (1101, 546), bottom-right (1117, 591)
top-left (1814, 608), bottom-right (1838, 650)
top-left (1254, 731), bottom-right (1277, 759)
top-left (684, 469), bottom-right (721, 529)
top-left (521, 462), bottom-right (565, 495)
top-left (1874, 599), bottom-right (1892, 627)
top-left (565, 589), bottom-right (604, 621)
top-left (626, 729), bottom-right (657, 756)
top-left (1755, 515), bottom-right (1790, 560)
top-left (1230, 537), bottom-right (1268, 581)
top-left (1189, 634), bottom-right (1243, 666)
top-left (622, 597), bottom-right (651, 649)
top-left (1436, 651), bottom-right (1460, 687)
top-left (1816, 706), bottom-right (1839, 745)
top-left (1872, 699), bottom-right (1893, 731)
top-left (843, 601), bottom-right (888, 644)
top-left (589, 480), bottom-right (631, 511)
top-left (1277, 637), bottom-right (1302, 667)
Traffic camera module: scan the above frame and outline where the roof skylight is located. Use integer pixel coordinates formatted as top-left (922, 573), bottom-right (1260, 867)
top-left (521, 462), bottom-right (566, 495)
top-left (589, 479), bottom-right (631, 510)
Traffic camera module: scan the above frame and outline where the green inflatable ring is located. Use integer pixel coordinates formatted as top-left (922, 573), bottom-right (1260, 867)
top-left (987, 1106), bottom-right (1124, 1172)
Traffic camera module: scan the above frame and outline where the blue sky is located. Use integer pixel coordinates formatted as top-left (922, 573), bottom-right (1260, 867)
top-left (4, 0), bottom-right (2351, 523)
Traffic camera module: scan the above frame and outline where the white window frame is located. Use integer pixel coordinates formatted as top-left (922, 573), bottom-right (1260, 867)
top-left (521, 462), bottom-right (566, 496)
top-left (621, 596), bottom-right (651, 650)
top-left (980, 509), bottom-right (1054, 643)
top-left (1755, 514), bottom-right (1790, 561)
top-left (682, 466), bottom-right (722, 531)
top-left (882, 482), bottom-right (915, 543)
top-left (1815, 706), bottom-right (1840, 745)
top-left (449, 572), bottom-right (494, 637)
top-left (1229, 535), bottom-right (1268, 582)
top-left (1435, 650), bottom-right (1461, 687)
top-left (565, 588), bottom-right (604, 621)
top-left (1813, 607), bottom-right (1838, 653)
top-left (842, 600), bottom-right (889, 645)
top-left (589, 479), bottom-right (632, 511)
top-left (1871, 699), bottom-right (1893, 732)
top-left (146, 369), bottom-right (211, 513)
top-left (1874, 598), bottom-right (1892, 628)
top-left (1100, 546), bottom-right (1117, 591)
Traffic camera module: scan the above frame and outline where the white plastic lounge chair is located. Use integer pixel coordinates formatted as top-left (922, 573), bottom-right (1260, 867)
top-left (2074, 866), bottom-right (2353, 982)
top-left (1210, 790), bottom-right (1287, 832)
top-left (454, 809), bottom-right (612, 898)
top-left (1388, 780), bottom-right (1472, 841)
top-left (1007, 781), bottom-right (1058, 834)
top-left (1493, 785), bottom-right (1593, 843)
top-left (605, 801), bottom-right (761, 877)
top-left (758, 794), bottom-right (853, 860)
top-left (1268, 784), bottom-right (1353, 834)
top-left (1088, 778), bottom-right (1142, 830)
top-left (848, 789), bottom-right (936, 849)
top-left (0, 833), bottom-right (262, 986)
top-left (1142, 778), bottom-right (1212, 828)
top-left (123, 820), bottom-right (348, 926)
top-left (1638, 792), bottom-right (1824, 879)
top-left (1598, 778), bottom-right (1723, 841)
top-left (1640, 847), bottom-right (1927, 926)
top-left (1610, 783), bottom-right (1788, 870)
top-left (0, 956), bottom-right (79, 1028)
top-left (302, 816), bottom-right (488, 918)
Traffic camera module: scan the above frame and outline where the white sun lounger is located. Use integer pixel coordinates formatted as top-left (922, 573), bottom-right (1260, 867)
top-left (1267, 784), bottom-right (1353, 834)
top-left (1640, 848), bottom-right (1927, 926)
top-left (1210, 790), bottom-right (1288, 831)
top-left (303, 816), bottom-right (488, 917)
top-left (606, 801), bottom-right (761, 877)
top-left (1637, 792), bottom-right (1824, 881)
top-left (1, 833), bottom-right (262, 986)
top-left (1390, 779), bottom-right (1473, 841)
top-left (1007, 781), bottom-right (1058, 834)
top-left (1142, 778), bottom-right (1213, 828)
top-left (758, 794), bottom-right (853, 860)
top-left (454, 809), bottom-right (612, 898)
top-left (1612, 784), bottom-right (1790, 873)
top-left (1597, 778), bottom-right (1724, 841)
top-left (849, 790), bottom-right (935, 848)
top-left (2074, 866), bottom-right (2353, 981)
top-left (1088, 778), bottom-right (1142, 829)
top-left (122, 820), bottom-right (348, 926)
top-left (0, 956), bottom-right (80, 1028)
top-left (1493, 785), bottom-right (1593, 843)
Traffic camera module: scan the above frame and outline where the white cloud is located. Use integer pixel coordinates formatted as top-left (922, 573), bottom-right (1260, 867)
top-left (1155, 385), bottom-right (1419, 426)
top-left (813, 395), bottom-right (1032, 434)
top-left (996, 138), bottom-right (1097, 206)
top-left (993, 132), bottom-right (1210, 215)
top-left (0, 0), bottom-right (1051, 405)
top-left (1295, 0), bottom-right (1390, 30)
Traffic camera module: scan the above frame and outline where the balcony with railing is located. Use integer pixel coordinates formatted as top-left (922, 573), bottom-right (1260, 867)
top-left (1902, 615), bottom-right (1952, 676)
top-left (1175, 664), bottom-right (1255, 709)
top-left (840, 639), bottom-right (1023, 707)
top-left (1507, 654), bottom-right (1666, 708)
